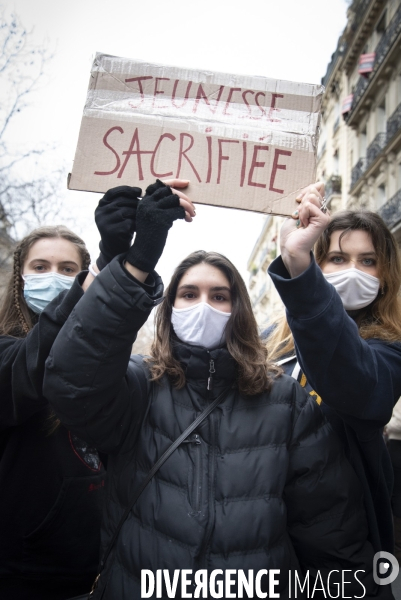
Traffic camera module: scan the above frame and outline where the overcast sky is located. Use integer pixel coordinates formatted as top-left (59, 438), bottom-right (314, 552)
top-left (5, 0), bottom-right (348, 286)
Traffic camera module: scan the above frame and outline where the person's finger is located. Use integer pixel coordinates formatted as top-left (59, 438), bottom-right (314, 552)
top-left (298, 200), bottom-right (321, 228)
top-left (163, 178), bottom-right (190, 189)
top-left (315, 181), bottom-right (325, 196)
top-left (178, 196), bottom-right (196, 218)
top-left (301, 200), bottom-right (331, 228)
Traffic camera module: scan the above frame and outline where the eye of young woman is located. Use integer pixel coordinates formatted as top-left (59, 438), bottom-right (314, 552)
top-left (330, 256), bottom-right (344, 264)
top-left (33, 263), bottom-right (47, 272)
top-left (361, 258), bottom-right (376, 266)
top-left (213, 294), bottom-right (227, 302)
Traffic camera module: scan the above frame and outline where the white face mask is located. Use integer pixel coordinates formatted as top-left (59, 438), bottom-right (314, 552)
top-left (323, 268), bottom-right (380, 310)
top-left (22, 272), bottom-right (74, 313)
top-left (171, 302), bottom-right (231, 349)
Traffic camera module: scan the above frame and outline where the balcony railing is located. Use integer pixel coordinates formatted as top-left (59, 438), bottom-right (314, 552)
top-left (378, 189), bottom-right (401, 230)
top-left (350, 0), bottom-right (373, 33)
top-left (351, 158), bottom-right (367, 189)
top-left (321, 44), bottom-right (347, 87)
top-left (333, 117), bottom-right (340, 134)
top-left (366, 132), bottom-right (387, 168)
top-left (325, 175), bottom-right (342, 198)
top-left (387, 102), bottom-right (401, 143)
top-left (350, 103), bottom-right (401, 187)
top-left (350, 76), bottom-right (369, 114)
top-left (348, 3), bottom-right (401, 119)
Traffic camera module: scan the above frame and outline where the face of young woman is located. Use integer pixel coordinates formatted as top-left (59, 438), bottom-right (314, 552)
top-left (174, 263), bottom-right (232, 312)
top-left (321, 229), bottom-right (379, 278)
top-left (22, 238), bottom-right (82, 277)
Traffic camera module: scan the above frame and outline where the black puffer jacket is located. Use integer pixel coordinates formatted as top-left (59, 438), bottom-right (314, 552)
top-left (0, 274), bottom-right (105, 600)
top-left (44, 258), bottom-right (379, 599)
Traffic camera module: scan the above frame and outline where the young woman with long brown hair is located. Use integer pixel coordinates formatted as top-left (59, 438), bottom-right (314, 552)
top-left (44, 180), bottom-right (385, 599)
top-left (266, 182), bottom-right (401, 570)
top-left (0, 226), bottom-right (106, 600)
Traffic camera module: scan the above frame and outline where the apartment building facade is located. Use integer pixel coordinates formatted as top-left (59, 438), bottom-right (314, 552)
top-left (248, 0), bottom-right (401, 328)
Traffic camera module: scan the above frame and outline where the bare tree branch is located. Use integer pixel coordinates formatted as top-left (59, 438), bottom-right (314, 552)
top-left (0, 6), bottom-right (73, 277)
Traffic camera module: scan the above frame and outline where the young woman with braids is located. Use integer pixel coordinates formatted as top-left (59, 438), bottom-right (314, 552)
top-left (0, 226), bottom-right (106, 600)
top-left (43, 180), bottom-right (386, 598)
top-left (265, 182), bottom-right (401, 574)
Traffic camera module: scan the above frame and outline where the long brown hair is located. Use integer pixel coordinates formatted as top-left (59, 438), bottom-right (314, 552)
top-left (267, 210), bottom-right (401, 361)
top-left (0, 225), bottom-right (90, 337)
top-left (149, 250), bottom-right (281, 395)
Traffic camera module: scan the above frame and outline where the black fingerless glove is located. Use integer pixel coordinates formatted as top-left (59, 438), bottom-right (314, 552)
top-left (95, 185), bottom-right (142, 270)
top-left (126, 180), bottom-right (185, 272)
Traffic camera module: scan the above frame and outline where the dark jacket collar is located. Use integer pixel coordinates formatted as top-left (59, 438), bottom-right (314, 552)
top-left (173, 341), bottom-right (237, 390)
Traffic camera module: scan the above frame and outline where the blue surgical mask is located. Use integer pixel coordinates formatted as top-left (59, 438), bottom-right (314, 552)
top-left (22, 272), bottom-right (75, 313)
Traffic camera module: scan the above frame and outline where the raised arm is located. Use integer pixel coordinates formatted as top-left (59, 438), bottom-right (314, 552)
top-left (268, 183), bottom-right (401, 426)
top-left (44, 180), bottom-right (195, 453)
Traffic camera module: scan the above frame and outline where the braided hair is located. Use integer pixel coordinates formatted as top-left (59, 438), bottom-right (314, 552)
top-left (0, 225), bottom-right (90, 337)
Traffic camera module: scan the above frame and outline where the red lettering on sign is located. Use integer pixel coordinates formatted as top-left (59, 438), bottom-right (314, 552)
top-left (150, 133), bottom-right (176, 178)
top-left (177, 133), bottom-right (201, 182)
top-left (240, 141), bottom-right (247, 187)
top-left (248, 145), bottom-right (269, 188)
top-left (94, 126), bottom-right (124, 176)
top-left (255, 92), bottom-right (266, 119)
top-left (217, 139), bottom-right (239, 184)
top-left (124, 76), bottom-right (153, 108)
top-left (193, 84), bottom-right (225, 115)
top-left (118, 128), bottom-right (153, 180)
top-left (171, 79), bottom-right (193, 109)
top-left (223, 88), bottom-right (242, 116)
top-left (241, 90), bottom-right (255, 118)
top-left (268, 93), bottom-right (284, 122)
top-left (153, 77), bottom-right (170, 109)
top-left (206, 136), bottom-right (213, 183)
top-left (269, 149), bottom-right (292, 193)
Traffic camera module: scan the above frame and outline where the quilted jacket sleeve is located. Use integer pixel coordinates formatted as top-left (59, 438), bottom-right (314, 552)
top-left (44, 257), bottom-right (164, 454)
top-left (0, 274), bottom-right (85, 430)
top-left (285, 380), bottom-right (377, 598)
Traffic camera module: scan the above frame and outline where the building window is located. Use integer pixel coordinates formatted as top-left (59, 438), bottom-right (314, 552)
top-left (376, 10), bottom-right (387, 34)
top-left (359, 128), bottom-right (367, 157)
top-left (333, 150), bottom-right (339, 175)
top-left (376, 183), bottom-right (386, 208)
top-left (377, 100), bottom-right (386, 133)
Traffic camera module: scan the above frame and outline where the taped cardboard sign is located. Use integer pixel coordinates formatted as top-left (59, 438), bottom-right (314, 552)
top-left (69, 53), bottom-right (324, 216)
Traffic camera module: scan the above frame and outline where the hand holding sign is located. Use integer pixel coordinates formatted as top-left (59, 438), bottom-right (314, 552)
top-left (279, 182), bottom-right (330, 278)
top-left (126, 180), bottom-right (195, 274)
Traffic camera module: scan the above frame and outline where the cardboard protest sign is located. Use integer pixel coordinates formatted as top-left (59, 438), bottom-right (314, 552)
top-left (69, 53), bottom-right (324, 216)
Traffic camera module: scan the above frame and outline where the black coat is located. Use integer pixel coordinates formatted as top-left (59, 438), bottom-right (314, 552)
top-left (44, 258), bottom-right (382, 599)
top-left (0, 275), bottom-right (105, 600)
top-left (268, 255), bottom-right (401, 558)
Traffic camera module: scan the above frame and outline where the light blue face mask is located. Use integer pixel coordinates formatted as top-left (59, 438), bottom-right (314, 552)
top-left (22, 272), bottom-right (75, 314)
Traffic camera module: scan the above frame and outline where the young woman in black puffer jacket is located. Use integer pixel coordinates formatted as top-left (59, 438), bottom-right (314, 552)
top-left (0, 226), bottom-right (105, 600)
top-left (44, 180), bottom-right (386, 599)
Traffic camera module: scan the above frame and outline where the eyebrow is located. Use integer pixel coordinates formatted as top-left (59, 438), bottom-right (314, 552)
top-left (177, 284), bottom-right (231, 293)
top-left (27, 259), bottom-right (80, 267)
top-left (326, 250), bottom-right (376, 257)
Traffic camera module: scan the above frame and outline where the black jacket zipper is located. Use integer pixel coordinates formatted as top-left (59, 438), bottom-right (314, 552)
top-left (183, 434), bottom-right (202, 512)
top-left (197, 356), bottom-right (218, 568)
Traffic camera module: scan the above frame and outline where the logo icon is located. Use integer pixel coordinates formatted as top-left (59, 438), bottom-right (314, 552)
top-left (373, 551), bottom-right (399, 585)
